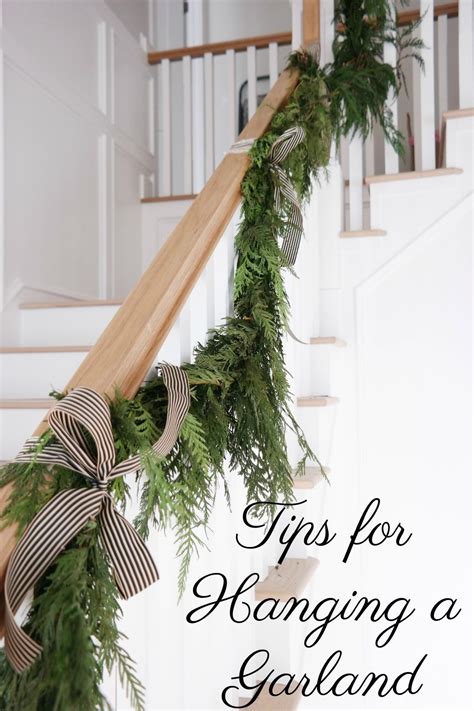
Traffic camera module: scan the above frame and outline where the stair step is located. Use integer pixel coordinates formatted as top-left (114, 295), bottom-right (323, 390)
top-left (310, 336), bottom-right (346, 347)
top-left (19, 302), bottom-right (121, 346)
top-left (20, 299), bottom-right (122, 309)
top-left (0, 399), bottom-right (54, 409)
top-left (297, 396), bottom-right (339, 407)
top-left (365, 167), bottom-right (462, 185)
top-left (141, 193), bottom-right (197, 204)
top-left (292, 466), bottom-right (328, 489)
top-left (0, 349), bottom-right (88, 399)
top-left (239, 683), bottom-right (302, 710)
top-left (255, 558), bottom-right (319, 601)
top-left (340, 229), bottom-right (386, 238)
top-left (0, 345), bottom-right (91, 354)
top-left (443, 108), bottom-right (474, 120)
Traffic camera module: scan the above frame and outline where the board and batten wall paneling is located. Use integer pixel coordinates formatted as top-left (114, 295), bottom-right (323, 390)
top-left (0, 0), bottom-right (155, 307)
top-left (4, 64), bottom-right (100, 298)
top-left (113, 144), bottom-right (147, 297)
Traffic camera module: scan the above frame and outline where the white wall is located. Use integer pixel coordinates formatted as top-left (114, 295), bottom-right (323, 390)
top-left (0, 0), bottom-right (155, 309)
top-left (204, 0), bottom-right (290, 43)
top-left (105, 0), bottom-right (150, 42)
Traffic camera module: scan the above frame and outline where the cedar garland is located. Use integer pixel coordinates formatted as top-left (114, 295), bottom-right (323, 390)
top-left (0, 2), bottom-right (422, 707)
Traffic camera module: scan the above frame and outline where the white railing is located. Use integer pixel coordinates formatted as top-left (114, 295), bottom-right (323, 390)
top-left (149, 2), bottom-right (472, 234)
top-left (336, 0), bottom-right (473, 232)
top-left (149, 33), bottom-right (293, 196)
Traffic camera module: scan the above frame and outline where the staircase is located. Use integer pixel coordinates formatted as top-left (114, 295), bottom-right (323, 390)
top-left (0, 0), bottom-right (472, 704)
top-left (1, 110), bottom-right (471, 708)
top-left (0, 187), bottom-right (345, 709)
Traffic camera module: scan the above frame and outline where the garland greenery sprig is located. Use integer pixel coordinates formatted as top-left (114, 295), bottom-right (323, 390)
top-left (0, 3), bottom-right (422, 707)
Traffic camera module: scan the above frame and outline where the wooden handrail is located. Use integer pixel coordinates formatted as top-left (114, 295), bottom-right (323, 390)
top-left (148, 1), bottom-right (459, 65)
top-left (148, 31), bottom-right (292, 64)
top-left (0, 66), bottom-right (301, 629)
top-left (397, 1), bottom-right (458, 26)
top-left (303, 0), bottom-right (320, 46)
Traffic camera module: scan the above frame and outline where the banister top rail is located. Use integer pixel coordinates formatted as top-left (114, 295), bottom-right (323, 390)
top-left (397, 1), bottom-right (458, 26)
top-left (148, 31), bottom-right (292, 64)
top-left (148, 2), bottom-right (459, 65)
top-left (0, 67), bottom-right (301, 612)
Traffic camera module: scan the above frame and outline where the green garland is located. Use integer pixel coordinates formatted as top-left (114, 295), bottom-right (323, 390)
top-left (0, 3), bottom-right (422, 708)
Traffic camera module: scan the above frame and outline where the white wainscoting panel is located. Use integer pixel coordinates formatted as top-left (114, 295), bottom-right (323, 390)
top-left (0, 0), bottom-right (155, 307)
top-left (4, 63), bottom-right (100, 298)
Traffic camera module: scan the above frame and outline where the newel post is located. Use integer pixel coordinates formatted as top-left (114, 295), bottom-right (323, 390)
top-left (303, 0), bottom-right (321, 46)
top-left (291, 0), bottom-right (321, 49)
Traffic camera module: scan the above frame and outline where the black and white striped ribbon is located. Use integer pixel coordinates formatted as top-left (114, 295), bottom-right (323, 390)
top-left (269, 125), bottom-right (306, 265)
top-left (4, 363), bottom-right (190, 673)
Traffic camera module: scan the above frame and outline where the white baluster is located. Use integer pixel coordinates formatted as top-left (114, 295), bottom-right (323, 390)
top-left (320, 0), bottom-right (335, 65)
top-left (204, 51), bottom-right (214, 180)
top-left (192, 56), bottom-right (205, 193)
top-left (160, 58), bottom-right (171, 195)
top-left (437, 14), bottom-right (448, 123)
top-left (291, 0), bottom-right (303, 50)
top-left (383, 41), bottom-right (399, 174)
top-left (246, 45), bottom-right (257, 120)
top-left (182, 56), bottom-right (193, 194)
top-left (348, 135), bottom-right (364, 231)
top-left (226, 49), bottom-right (236, 142)
top-left (458, 0), bottom-right (474, 108)
top-left (269, 41), bottom-right (278, 86)
top-left (340, 136), bottom-right (349, 229)
top-left (415, 1), bottom-right (435, 170)
top-left (364, 134), bottom-right (375, 179)
top-left (148, 76), bottom-right (155, 157)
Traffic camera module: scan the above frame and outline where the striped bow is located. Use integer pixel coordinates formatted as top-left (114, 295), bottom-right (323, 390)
top-left (269, 126), bottom-right (306, 266)
top-left (4, 363), bottom-right (190, 673)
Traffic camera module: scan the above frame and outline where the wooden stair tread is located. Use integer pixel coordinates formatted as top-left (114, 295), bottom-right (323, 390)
top-left (310, 336), bottom-right (346, 347)
top-left (365, 167), bottom-right (462, 185)
top-left (239, 683), bottom-right (302, 710)
top-left (292, 465), bottom-right (328, 489)
top-left (340, 229), bottom-right (386, 238)
top-left (20, 299), bottom-right (123, 310)
top-left (297, 396), bottom-right (339, 407)
top-left (443, 107), bottom-right (474, 120)
top-left (0, 345), bottom-right (91, 354)
top-left (256, 558), bottom-right (319, 601)
top-left (0, 399), bottom-right (55, 409)
top-left (141, 193), bottom-right (197, 204)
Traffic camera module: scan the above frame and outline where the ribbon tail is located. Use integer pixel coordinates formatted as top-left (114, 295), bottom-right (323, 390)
top-left (111, 364), bottom-right (190, 478)
top-left (15, 437), bottom-right (76, 472)
top-left (281, 204), bottom-right (303, 266)
top-left (4, 488), bottom-right (104, 673)
top-left (98, 496), bottom-right (159, 599)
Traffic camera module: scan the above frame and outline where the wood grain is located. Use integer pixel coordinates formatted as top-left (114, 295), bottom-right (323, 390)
top-left (310, 336), bottom-right (346, 346)
top-left (149, 3), bottom-right (458, 65)
top-left (0, 346), bottom-right (91, 354)
top-left (303, 0), bottom-right (320, 46)
top-left (297, 396), bottom-right (339, 407)
top-left (0, 66), bottom-right (301, 630)
top-left (20, 299), bottom-right (122, 309)
top-left (141, 193), bottom-right (197, 204)
top-left (148, 32), bottom-right (292, 64)
top-left (397, 2), bottom-right (458, 27)
top-left (0, 399), bottom-right (55, 409)
top-left (292, 466), bottom-right (328, 489)
top-left (340, 229), bottom-right (387, 238)
top-left (255, 558), bottom-right (319, 601)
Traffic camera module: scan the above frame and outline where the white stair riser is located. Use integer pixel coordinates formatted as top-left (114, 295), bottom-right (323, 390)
top-left (0, 408), bottom-right (48, 459)
top-left (20, 305), bottom-right (120, 346)
top-left (0, 352), bottom-right (87, 398)
top-left (296, 408), bottom-right (337, 467)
